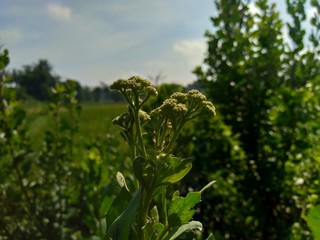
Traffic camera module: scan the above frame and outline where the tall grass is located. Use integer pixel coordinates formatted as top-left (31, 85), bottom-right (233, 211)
top-left (23, 102), bottom-right (127, 148)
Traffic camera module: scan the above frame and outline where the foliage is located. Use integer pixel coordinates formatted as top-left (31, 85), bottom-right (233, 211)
top-left (10, 60), bottom-right (124, 103)
top-left (12, 59), bottom-right (60, 101)
top-left (1, 0), bottom-right (320, 238)
top-left (1, 48), bottom-right (217, 239)
top-left (307, 205), bottom-right (320, 240)
top-left (106, 76), bottom-right (216, 240)
top-left (188, 0), bottom-right (320, 239)
top-left (0, 49), bottom-right (128, 239)
top-left (77, 82), bottom-right (124, 103)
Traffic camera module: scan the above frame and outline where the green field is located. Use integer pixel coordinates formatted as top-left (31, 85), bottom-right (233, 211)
top-left (23, 102), bottom-right (127, 148)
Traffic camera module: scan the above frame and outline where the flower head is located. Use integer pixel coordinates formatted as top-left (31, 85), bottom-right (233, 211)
top-left (110, 78), bottom-right (128, 92)
top-left (161, 99), bottom-right (188, 115)
top-left (139, 109), bottom-right (151, 123)
top-left (127, 76), bottom-right (152, 91)
top-left (200, 101), bottom-right (216, 116)
top-left (187, 89), bottom-right (207, 102)
top-left (110, 76), bottom-right (157, 109)
top-left (170, 92), bottom-right (187, 102)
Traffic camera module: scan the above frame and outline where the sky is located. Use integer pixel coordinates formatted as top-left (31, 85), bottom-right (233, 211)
top-left (0, 1), bottom-right (316, 87)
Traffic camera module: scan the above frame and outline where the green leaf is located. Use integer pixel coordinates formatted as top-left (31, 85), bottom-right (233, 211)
top-left (105, 184), bottom-right (131, 229)
top-left (307, 205), bottom-right (320, 240)
top-left (133, 156), bottom-right (145, 185)
top-left (200, 180), bottom-right (216, 194)
top-left (151, 205), bottom-right (159, 223)
top-left (107, 187), bottom-right (142, 240)
top-left (88, 147), bottom-right (102, 164)
top-left (158, 156), bottom-right (192, 185)
top-left (154, 223), bottom-right (166, 239)
top-left (168, 191), bottom-right (201, 226)
top-left (167, 221), bottom-right (203, 240)
top-left (143, 160), bottom-right (156, 189)
top-left (206, 233), bottom-right (216, 240)
top-left (0, 48), bottom-right (9, 70)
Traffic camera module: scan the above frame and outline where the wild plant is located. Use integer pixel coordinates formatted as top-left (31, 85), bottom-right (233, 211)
top-left (106, 76), bottom-right (216, 240)
top-left (0, 49), bottom-right (41, 237)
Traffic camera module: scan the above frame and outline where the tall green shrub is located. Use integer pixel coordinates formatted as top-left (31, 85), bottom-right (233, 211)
top-left (188, 0), bottom-right (320, 239)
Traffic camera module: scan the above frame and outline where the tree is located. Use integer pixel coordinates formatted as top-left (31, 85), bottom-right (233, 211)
top-left (12, 59), bottom-right (60, 101)
top-left (184, 0), bottom-right (320, 239)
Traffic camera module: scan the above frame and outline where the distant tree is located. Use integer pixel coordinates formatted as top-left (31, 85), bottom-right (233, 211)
top-left (92, 83), bottom-right (115, 102)
top-left (146, 83), bottom-right (185, 111)
top-left (92, 86), bottom-right (102, 102)
top-left (12, 59), bottom-right (60, 101)
top-left (148, 71), bottom-right (166, 86)
top-left (77, 85), bottom-right (94, 102)
top-left (109, 88), bottom-right (124, 102)
top-left (99, 82), bottom-right (111, 101)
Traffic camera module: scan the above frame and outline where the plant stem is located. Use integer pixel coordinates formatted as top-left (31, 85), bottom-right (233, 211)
top-left (138, 186), bottom-right (154, 240)
top-left (164, 119), bottom-right (185, 154)
top-left (134, 106), bottom-right (147, 159)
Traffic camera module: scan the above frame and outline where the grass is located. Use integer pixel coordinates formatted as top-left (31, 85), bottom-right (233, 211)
top-left (23, 102), bottom-right (127, 148)
top-left (78, 103), bottom-right (127, 139)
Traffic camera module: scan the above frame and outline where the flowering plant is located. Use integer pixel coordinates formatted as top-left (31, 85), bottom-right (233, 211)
top-left (105, 76), bottom-right (216, 240)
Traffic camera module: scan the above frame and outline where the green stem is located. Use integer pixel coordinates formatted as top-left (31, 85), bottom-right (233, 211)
top-left (158, 119), bottom-right (169, 150)
top-left (134, 106), bottom-right (147, 159)
top-left (138, 186), bottom-right (154, 240)
top-left (157, 226), bottom-right (169, 240)
top-left (164, 119), bottom-right (186, 154)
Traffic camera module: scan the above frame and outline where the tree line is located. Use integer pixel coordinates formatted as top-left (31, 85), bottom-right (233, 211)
top-left (9, 59), bottom-right (124, 103)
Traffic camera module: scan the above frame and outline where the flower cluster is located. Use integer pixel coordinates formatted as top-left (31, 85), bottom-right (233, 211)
top-left (151, 89), bottom-right (215, 124)
top-left (110, 76), bottom-right (157, 109)
top-left (139, 110), bottom-right (151, 123)
top-left (150, 89), bottom-right (215, 152)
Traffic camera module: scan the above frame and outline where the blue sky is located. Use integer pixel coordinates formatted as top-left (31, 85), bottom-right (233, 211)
top-left (0, 1), bottom-right (316, 86)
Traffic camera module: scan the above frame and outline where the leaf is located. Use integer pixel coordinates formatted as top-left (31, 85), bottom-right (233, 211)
top-left (105, 173), bottom-right (131, 229)
top-left (105, 183), bottom-right (131, 229)
top-left (144, 162), bottom-right (156, 185)
top-left (158, 156), bottom-right (192, 185)
top-left (88, 147), bottom-right (102, 164)
top-left (0, 48), bottom-right (9, 70)
top-left (307, 205), bottom-right (320, 240)
top-left (168, 191), bottom-right (201, 226)
top-left (116, 171), bottom-right (129, 191)
top-left (150, 205), bottom-right (159, 223)
top-left (206, 233), bottom-right (216, 240)
top-left (133, 156), bottom-right (145, 185)
top-left (167, 221), bottom-right (203, 240)
top-left (107, 187), bottom-right (142, 240)
top-left (154, 223), bottom-right (166, 239)
top-left (200, 180), bottom-right (216, 194)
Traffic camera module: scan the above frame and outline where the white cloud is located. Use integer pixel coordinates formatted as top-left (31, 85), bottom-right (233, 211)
top-left (173, 39), bottom-right (206, 66)
top-left (46, 3), bottom-right (72, 21)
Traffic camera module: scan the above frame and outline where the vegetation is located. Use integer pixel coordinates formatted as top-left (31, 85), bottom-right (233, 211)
top-left (23, 102), bottom-right (126, 148)
top-left (186, 0), bottom-right (320, 239)
top-left (1, 0), bottom-right (320, 239)
top-left (10, 59), bottom-right (123, 103)
top-left (106, 76), bottom-right (216, 239)
top-left (1, 52), bottom-right (128, 239)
